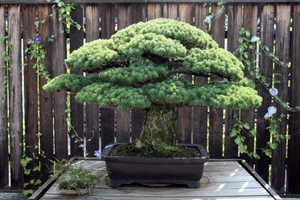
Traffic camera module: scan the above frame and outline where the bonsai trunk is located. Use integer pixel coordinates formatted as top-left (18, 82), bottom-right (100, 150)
top-left (139, 105), bottom-right (178, 146)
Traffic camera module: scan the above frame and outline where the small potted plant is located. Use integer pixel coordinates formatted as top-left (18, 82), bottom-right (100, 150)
top-left (44, 18), bottom-right (262, 188)
top-left (50, 159), bottom-right (101, 195)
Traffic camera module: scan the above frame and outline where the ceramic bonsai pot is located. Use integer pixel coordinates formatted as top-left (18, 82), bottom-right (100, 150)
top-left (101, 143), bottom-right (209, 188)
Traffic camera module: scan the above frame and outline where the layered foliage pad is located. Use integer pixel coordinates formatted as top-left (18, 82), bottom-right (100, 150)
top-left (44, 18), bottom-right (262, 110)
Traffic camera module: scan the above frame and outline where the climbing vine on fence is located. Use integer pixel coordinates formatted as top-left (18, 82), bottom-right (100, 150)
top-left (231, 27), bottom-right (296, 158)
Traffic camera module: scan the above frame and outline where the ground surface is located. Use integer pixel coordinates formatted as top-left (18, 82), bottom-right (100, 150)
top-left (0, 193), bottom-right (27, 200)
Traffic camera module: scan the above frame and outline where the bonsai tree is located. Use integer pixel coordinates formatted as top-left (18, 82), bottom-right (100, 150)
top-left (44, 18), bottom-right (262, 157)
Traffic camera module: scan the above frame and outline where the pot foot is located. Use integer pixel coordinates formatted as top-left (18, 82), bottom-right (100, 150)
top-left (107, 178), bottom-right (200, 188)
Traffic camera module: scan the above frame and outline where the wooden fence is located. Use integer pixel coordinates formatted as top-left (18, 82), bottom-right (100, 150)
top-left (0, 0), bottom-right (300, 196)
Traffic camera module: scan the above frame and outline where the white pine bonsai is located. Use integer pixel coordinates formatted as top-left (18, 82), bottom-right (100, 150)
top-left (44, 18), bottom-right (262, 156)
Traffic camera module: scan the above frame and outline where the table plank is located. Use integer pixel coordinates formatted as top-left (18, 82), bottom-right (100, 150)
top-left (38, 160), bottom-right (278, 200)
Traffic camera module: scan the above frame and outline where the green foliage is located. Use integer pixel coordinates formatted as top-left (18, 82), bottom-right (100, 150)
top-left (188, 81), bottom-right (262, 109)
top-left (49, 159), bottom-right (101, 193)
top-left (43, 74), bottom-right (104, 92)
top-left (44, 18), bottom-right (262, 111)
top-left (120, 33), bottom-right (187, 59)
top-left (75, 83), bottom-right (151, 110)
top-left (65, 39), bottom-right (125, 72)
top-left (25, 35), bottom-right (50, 81)
top-left (230, 115), bottom-right (260, 159)
top-left (56, 166), bottom-right (101, 192)
top-left (112, 19), bottom-right (219, 49)
top-left (48, 0), bottom-right (82, 34)
top-left (231, 27), bottom-right (293, 158)
top-left (111, 142), bottom-right (198, 158)
top-left (99, 60), bottom-right (168, 85)
top-left (0, 35), bottom-right (11, 106)
top-left (21, 152), bottom-right (42, 196)
top-left (262, 114), bottom-right (290, 157)
top-left (184, 48), bottom-right (245, 81)
top-left (49, 158), bottom-right (73, 181)
top-left (203, 1), bottom-right (225, 30)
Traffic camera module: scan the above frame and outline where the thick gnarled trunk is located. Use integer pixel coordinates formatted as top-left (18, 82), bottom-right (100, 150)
top-left (139, 105), bottom-right (178, 146)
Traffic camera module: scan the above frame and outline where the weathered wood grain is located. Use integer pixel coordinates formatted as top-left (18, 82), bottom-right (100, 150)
top-left (8, 5), bottom-right (23, 189)
top-left (69, 5), bottom-right (84, 157)
top-left (23, 4), bottom-right (40, 191)
top-left (147, 3), bottom-right (162, 19)
top-left (0, 4), bottom-right (8, 188)
top-left (177, 3), bottom-right (193, 144)
top-left (85, 5), bottom-right (101, 154)
top-left (287, 3), bottom-right (300, 195)
top-left (39, 4), bottom-right (54, 183)
top-left (163, 3), bottom-right (178, 19)
top-left (209, 4), bottom-right (225, 159)
top-left (193, 4), bottom-right (209, 146)
top-left (224, 3), bottom-right (242, 159)
top-left (129, 4), bottom-right (146, 142)
top-left (115, 4), bottom-right (132, 143)
top-left (51, 7), bottom-right (68, 160)
top-left (271, 3), bottom-right (291, 194)
top-left (99, 3), bottom-right (116, 150)
top-left (240, 3), bottom-right (258, 167)
top-left (256, 3), bottom-right (275, 182)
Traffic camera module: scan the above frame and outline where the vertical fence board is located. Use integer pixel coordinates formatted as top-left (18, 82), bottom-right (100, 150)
top-left (23, 4), bottom-right (40, 190)
top-left (241, 4), bottom-right (258, 167)
top-left (115, 4), bottom-right (132, 143)
top-left (39, 5), bottom-right (54, 183)
top-left (8, 5), bottom-right (23, 189)
top-left (193, 4), bottom-right (209, 147)
top-left (0, 5), bottom-right (8, 188)
top-left (209, 4), bottom-right (225, 159)
top-left (271, 4), bottom-right (291, 194)
top-left (69, 5), bottom-right (84, 157)
top-left (224, 3), bottom-right (242, 159)
top-left (163, 3), bottom-right (178, 19)
top-left (177, 3), bottom-right (193, 144)
top-left (287, 3), bottom-right (300, 195)
top-left (100, 4), bottom-right (116, 150)
top-left (147, 3), bottom-right (162, 20)
top-left (130, 4), bottom-right (146, 142)
top-left (256, 4), bottom-right (275, 182)
top-left (51, 7), bottom-right (68, 160)
top-left (85, 5), bottom-right (101, 155)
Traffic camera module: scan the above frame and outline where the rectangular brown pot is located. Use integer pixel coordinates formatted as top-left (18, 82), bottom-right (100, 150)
top-left (101, 143), bottom-right (209, 188)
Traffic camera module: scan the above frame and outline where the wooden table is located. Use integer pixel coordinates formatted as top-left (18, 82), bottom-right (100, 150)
top-left (30, 159), bottom-right (281, 200)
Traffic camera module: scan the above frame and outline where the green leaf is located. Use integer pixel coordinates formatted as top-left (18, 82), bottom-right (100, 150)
top-left (243, 123), bottom-right (250, 130)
